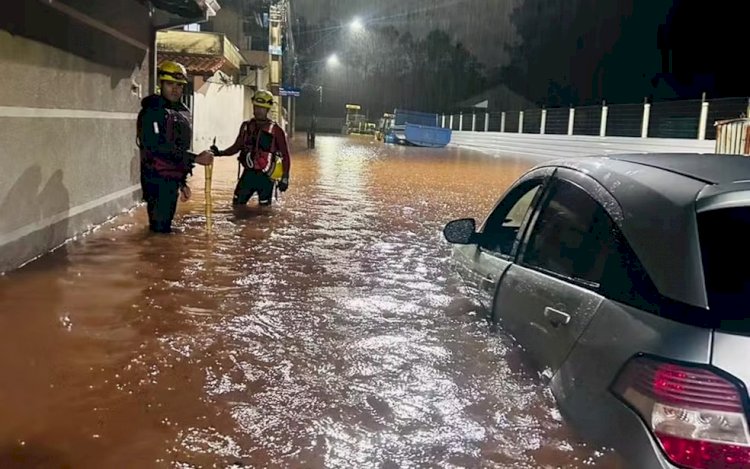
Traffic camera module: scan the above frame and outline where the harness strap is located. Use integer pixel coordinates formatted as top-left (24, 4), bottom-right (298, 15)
top-left (250, 121), bottom-right (279, 175)
top-left (252, 122), bottom-right (276, 155)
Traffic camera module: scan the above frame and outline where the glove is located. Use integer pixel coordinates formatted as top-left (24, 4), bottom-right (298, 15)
top-left (277, 177), bottom-right (289, 192)
top-left (210, 145), bottom-right (220, 155)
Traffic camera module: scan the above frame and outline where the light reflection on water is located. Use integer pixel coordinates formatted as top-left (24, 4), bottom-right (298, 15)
top-left (0, 136), bottom-right (621, 468)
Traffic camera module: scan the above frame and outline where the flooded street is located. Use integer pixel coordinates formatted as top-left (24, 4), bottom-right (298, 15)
top-left (0, 136), bottom-right (622, 468)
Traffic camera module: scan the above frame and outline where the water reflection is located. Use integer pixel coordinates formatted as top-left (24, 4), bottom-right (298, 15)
top-left (0, 136), bottom-right (621, 468)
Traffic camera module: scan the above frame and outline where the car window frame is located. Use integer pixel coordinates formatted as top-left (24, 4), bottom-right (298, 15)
top-left (517, 172), bottom-right (618, 291)
top-left (516, 169), bottom-right (672, 312)
top-left (508, 168), bottom-right (717, 328)
top-left (477, 168), bottom-right (555, 261)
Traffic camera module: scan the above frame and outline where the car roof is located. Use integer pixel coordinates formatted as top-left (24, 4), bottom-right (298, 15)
top-left (608, 153), bottom-right (750, 185)
top-left (540, 152), bottom-right (750, 185)
top-left (529, 153), bottom-right (750, 309)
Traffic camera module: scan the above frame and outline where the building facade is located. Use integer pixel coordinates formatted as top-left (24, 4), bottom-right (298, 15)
top-left (0, 0), bottom-right (218, 273)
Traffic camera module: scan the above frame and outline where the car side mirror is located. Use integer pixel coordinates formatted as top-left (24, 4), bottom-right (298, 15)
top-left (443, 218), bottom-right (478, 245)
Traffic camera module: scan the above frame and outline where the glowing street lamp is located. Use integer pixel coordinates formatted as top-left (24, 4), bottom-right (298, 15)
top-left (327, 53), bottom-right (340, 67)
top-left (350, 17), bottom-right (364, 32)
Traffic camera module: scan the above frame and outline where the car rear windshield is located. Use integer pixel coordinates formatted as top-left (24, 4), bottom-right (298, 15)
top-left (697, 206), bottom-right (750, 333)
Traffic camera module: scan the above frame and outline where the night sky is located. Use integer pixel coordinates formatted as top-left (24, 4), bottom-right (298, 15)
top-left (293, 0), bottom-right (519, 67)
top-left (292, 0), bottom-right (748, 110)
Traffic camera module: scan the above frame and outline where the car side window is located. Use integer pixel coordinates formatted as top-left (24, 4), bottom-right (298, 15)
top-left (520, 178), bottom-right (661, 309)
top-left (521, 179), bottom-right (613, 285)
top-left (599, 227), bottom-right (662, 312)
top-left (480, 180), bottom-right (543, 257)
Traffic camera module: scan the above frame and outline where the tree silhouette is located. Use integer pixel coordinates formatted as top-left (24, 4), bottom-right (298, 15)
top-left (499, 0), bottom-right (748, 106)
top-left (296, 21), bottom-right (488, 116)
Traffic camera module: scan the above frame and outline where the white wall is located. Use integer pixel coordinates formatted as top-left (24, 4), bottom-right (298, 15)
top-left (0, 0), bottom-right (150, 272)
top-left (449, 131), bottom-right (716, 159)
top-left (192, 81), bottom-right (248, 152)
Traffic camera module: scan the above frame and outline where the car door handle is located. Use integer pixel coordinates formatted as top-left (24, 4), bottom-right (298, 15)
top-left (544, 307), bottom-right (571, 327)
top-left (480, 276), bottom-right (495, 289)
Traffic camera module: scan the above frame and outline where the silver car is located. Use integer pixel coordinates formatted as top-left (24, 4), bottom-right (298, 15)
top-left (443, 153), bottom-right (750, 469)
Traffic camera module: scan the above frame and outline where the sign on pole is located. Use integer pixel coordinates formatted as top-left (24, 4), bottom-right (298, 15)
top-left (280, 87), bottom-right (301, 97)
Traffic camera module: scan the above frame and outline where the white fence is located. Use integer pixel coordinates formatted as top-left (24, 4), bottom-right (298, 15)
top-left (715, 119), bottom-right (750, 156)
top-left (444, 97), bottom-right (749, 142)
top-left (450, 132), bottom-right (715, 159)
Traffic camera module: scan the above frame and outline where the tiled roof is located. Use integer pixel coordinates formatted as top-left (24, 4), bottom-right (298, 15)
top-left (158, 54), bottom-right (227, 75)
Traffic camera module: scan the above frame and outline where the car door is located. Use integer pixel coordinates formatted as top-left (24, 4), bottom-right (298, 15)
top-left (494, 169), bottom-right (618, 376)
top-left (453, 168), bottom-right (554, 310)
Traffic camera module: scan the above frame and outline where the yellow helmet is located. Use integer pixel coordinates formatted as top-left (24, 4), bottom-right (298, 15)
top-left (252, 90), bottom-right (274, 109)
top-left (158, 61), bottom-right (188, 84)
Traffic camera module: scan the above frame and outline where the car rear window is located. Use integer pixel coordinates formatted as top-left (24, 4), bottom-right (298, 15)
top-left (697, 206), bottom-right (750, 332)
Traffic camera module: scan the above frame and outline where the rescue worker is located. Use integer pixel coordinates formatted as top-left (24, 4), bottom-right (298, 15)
top-left (137, 61), bottom-right (214, 233)
top-left (211, 90), bottom-right (290, 207)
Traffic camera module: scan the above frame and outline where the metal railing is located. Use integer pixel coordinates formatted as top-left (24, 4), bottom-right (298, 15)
top-left (443, 97), bottom-right (750, 142)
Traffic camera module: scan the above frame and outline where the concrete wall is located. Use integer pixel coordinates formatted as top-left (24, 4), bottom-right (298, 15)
top-left (0, 0), bottom-right (152, 272)
top-left (207, 0), bottom-right (244, 49)
top-left (239, 51), bottom-right (270, 91)
top-left (205, 0), bottom-right (271, 89)
top-left (157, 30), bottom-right (245, 79)
top-left (449, 131), bottom-right (716, 159)
top-left (192, 80), bottom-right (249, 152)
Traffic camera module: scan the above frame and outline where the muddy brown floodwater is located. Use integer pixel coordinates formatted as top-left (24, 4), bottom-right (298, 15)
top-left (0, 136), bottom-right (624, 468)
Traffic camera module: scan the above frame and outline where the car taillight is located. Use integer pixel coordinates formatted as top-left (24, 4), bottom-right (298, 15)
top-left (612, 355), bottom-right (750, 469)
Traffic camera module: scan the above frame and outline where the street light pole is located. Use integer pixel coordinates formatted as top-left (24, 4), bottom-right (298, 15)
top-left (288, 94), bottom-right (293, 138)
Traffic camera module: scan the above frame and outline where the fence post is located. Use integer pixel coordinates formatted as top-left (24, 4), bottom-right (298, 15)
top-left (459, 112), bottom-right (463, 131)
top-left (698, 93), bottom-right (709, 140)
top-left (501, 112), bottom-right (506, 133)
top-left (472, 112), bottom-right (477, 132)
top-left (449, 114), bottom-right (454, 130)
top-left (540, 108), bottom-right (547, 135)
top-left (484, 112), bottom-right (489, 132)
top-left (568, 107), bottom-right (575, 135)
top-left (600, 100), bottom-right (608, 137)
top-left (641, 98), bottom-right (651, 138)
top-left (441, 114), bottom-right (446, 128)
top-left (518, 111), bottom-right (524, 133)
